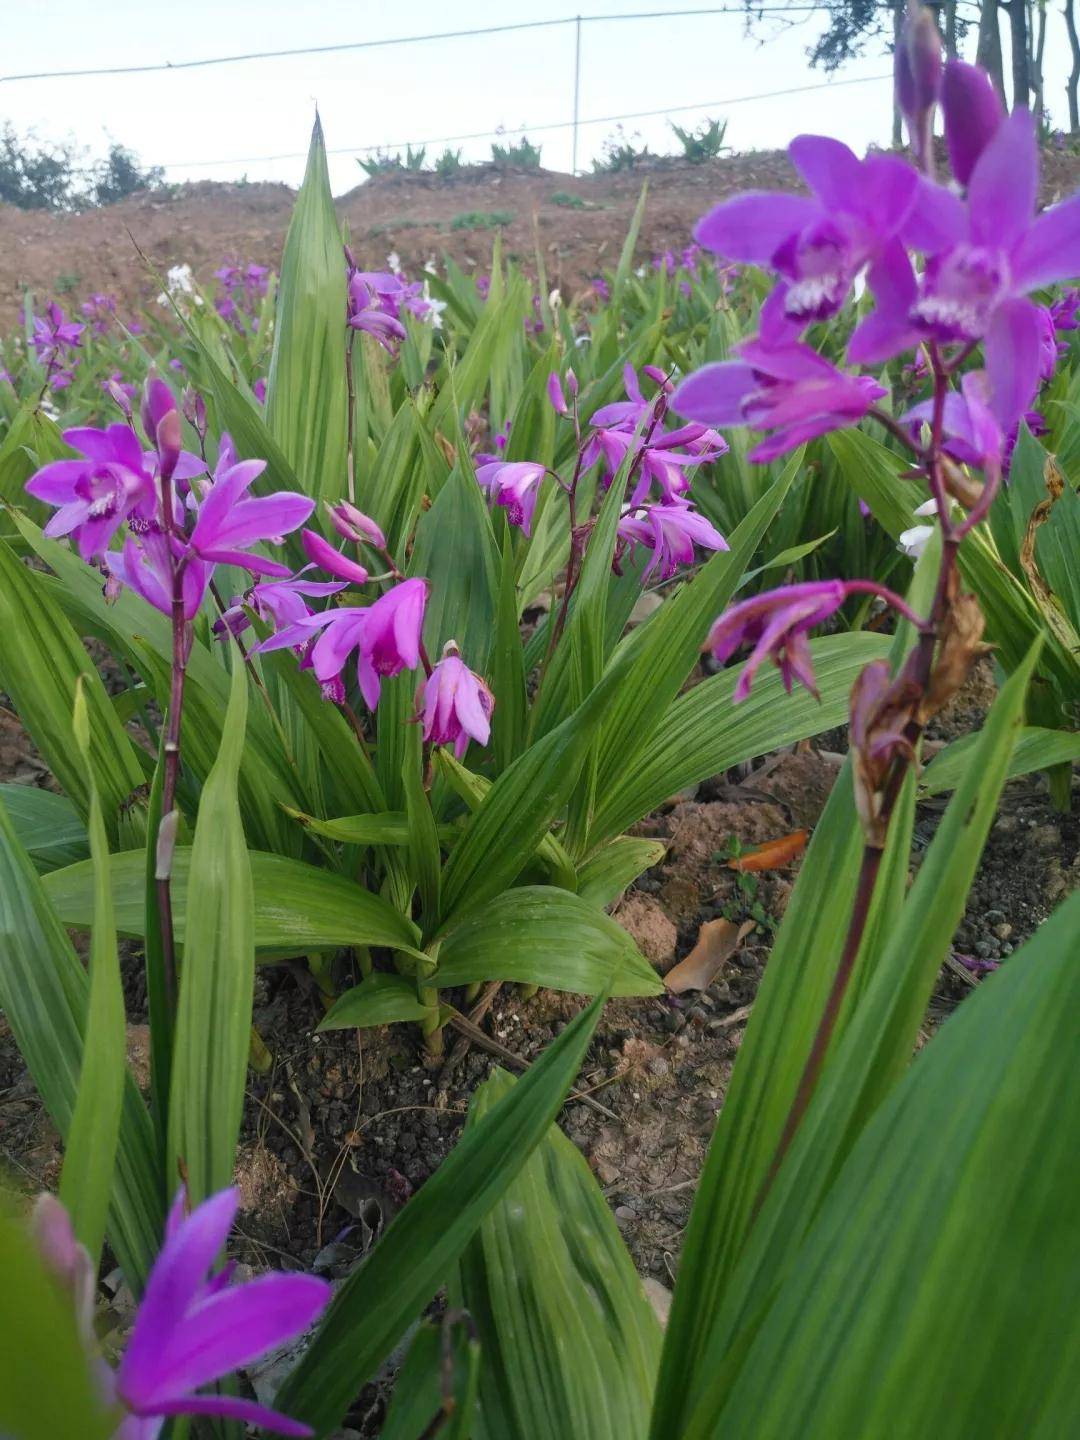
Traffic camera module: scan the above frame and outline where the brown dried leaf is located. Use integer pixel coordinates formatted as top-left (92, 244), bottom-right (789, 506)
top-left (664, 917), bottom-right (756, 994)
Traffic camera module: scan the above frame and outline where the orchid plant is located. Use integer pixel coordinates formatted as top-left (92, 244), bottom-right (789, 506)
top-left (1, 25), bottom-right (1078, 1440)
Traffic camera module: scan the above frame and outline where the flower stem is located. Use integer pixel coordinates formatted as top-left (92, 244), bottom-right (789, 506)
top-left (345, 330), bottom-right (357, 507)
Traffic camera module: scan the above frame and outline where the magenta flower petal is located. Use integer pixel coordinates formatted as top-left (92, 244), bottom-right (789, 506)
top-left (967, 106), bottom-right (1037, 251)
top-left (419, 652), bottom-right (494, 755)
top-left (672, 362), bottom-right (757, 426)
top-left (144, 1394), bottom-right (314, 1435)
top-left (847, 241), bottom-right (921, 365)
top-left (900, 176), bottom-right (968, 255)
top-left (985, 296), bottom-right (1043, 431)
top-left (787, 135), bottom-right (863, 211)
top-left (118, 1190), bottom-right (240, 1403)
top-left (1011, 193), bottom-right (1080, 291)
top-left (128, 1274), bottom-right (329, 1404)
top-left (694, 192), bottom-right (819, 265)
top-left (301, 528), bottom-right (369, 584)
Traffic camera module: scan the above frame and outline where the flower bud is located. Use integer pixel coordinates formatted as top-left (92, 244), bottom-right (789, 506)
top-left (326, 500), bottom-right (386, 550)
top-left (182, 386), bottom-right (208, 439)
top-left (566, 367), bottom-right (579, 396)
top-left (942, 59), bottom-right (1005, 185)
top-left (105, 377), bottom-right (133, 419)
top-left (547, 372), bottom-right (568, 415)
top-left (896, 2), bottom-right (943, 169)
top-left (301, 527), bottom-right (370, 585)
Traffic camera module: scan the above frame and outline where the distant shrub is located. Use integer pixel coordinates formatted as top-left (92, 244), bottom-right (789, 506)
top-left (450, 209), bottom-right (515, 231)
top-left (359, 144), bottom-right (428, 177)
top-left (491, 136), bottom-right (542, 170)
top-left (0, 126), bottom-right (162, 212)
top-left (434, 148), bottom-right (464, 177)
top-left (592, 126), bottom-right (651, 174)
top-left (551, 191), bottom-right (587, 209)
top-left (671, 117), bottom-right (729, 163)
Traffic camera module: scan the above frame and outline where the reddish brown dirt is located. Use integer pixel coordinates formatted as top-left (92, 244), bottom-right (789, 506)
top-left (4, 145), bottom-right (1080, 330)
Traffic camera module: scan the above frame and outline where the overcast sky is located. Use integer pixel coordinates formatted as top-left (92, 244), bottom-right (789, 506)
top-left (0, 1), bottom-right (1053, 194)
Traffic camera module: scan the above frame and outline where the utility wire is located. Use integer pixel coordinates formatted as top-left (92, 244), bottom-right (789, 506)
top-left (158, 71), bottom-right (891, 171)
top-left (0, 7), bottom-right (909, 85)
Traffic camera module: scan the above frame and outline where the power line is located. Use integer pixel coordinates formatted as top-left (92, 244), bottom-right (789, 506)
top-left (0, 7), bottom-right (901, 85)
top-left (158, 71), bottom-right (891, 171)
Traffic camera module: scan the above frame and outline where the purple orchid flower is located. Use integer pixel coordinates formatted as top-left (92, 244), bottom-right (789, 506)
top-left (347, 271), bottom-right (407, 351)
top-left (476, 460), bottom-right (547, 536)
top-left (418, 644), bottom-right (495, 757)
top-left (301, 527), bottom-right (369, 585)
top-left (591, 276), bottom-right (610, 301)
top-left (694, 137), bottom-right (918, 324)
top-left (32, 301), bottom-right (85, 364)
top-left (1051, 287), bottom-right (1080, 331)
top-left (33, 1186), bottom-right (329, 1439)
top-left (706, 578), bottom-right (924, 702)
top-left (674, 324), bottom-right (887, 463)
top-left (616, 501), bottom-right (728, 580)
top-left (903, 369), bottom-right (1004, 476)
top-left (113, 1187), bottom-right (328, 1437)
top-left (106, 531), bottom-right (214, 620)
top-left (258, 577), bottom-right (430, 710)
top-left (213, 568), bottom-right (347, 639)
top-left (81, 292), bottom-right (117, 336)
top-left (856, 106), bottom-right (1080, 430)
top-left (188, 438), bottom-right (313, 575)
top-left (25, 423), bottom-right (158, 561)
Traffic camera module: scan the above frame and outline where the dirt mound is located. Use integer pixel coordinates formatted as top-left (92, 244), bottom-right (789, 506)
top-left (0, 151), bottom-right (804, 326)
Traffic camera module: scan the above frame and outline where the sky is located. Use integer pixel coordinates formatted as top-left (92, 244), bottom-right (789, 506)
top-left (0, 1), bottom-right (1059, 195)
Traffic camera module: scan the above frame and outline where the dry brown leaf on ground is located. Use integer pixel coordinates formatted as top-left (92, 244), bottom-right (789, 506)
top-left (727, 828), bottom-right (808, 872)
top-left (664, 917), bottom-right (756, 994)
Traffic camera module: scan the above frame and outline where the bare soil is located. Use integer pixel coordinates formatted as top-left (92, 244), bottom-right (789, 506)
top-left (5, 143), bottom-right (1080, 328)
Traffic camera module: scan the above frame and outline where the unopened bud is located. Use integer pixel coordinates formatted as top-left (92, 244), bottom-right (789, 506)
top-left (182, 386), bottom-right (208, 439)
top-left (566, 367), bottom-right (579, 396)
top-left (155, 409), bottom-right (183, 483)
top-left (941, 58), bottom-right (1005, 186)
top-left (896, 1), bottom-right (943, 169)
top-left (105, 378), bottom-right (133, 419)
top-left (547, 372), bottom-right (568, 416)
top-left (326, 500), bottom-right (386, 550)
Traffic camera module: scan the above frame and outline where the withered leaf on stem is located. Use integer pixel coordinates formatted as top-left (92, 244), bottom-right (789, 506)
top-left (919, 591), bottom-right (987, 723)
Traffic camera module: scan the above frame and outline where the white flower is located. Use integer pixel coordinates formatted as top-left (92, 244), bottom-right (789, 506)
top-left (39, 398), bottom-right (60, 421)
top-left (635, 264), bottom-right (647, 278)
top-left (548, 287), bottom-right (562, 311)
top-left (422, 281), bottom-right (447, 331)
top-left (166, 264), bottom-right (195, 295)
top-left (386, 251), bottom-right (402, 275)
top-left (898, 524), bottom-right (935, 558)
top-left (423, 257), bottom-right (438, 276)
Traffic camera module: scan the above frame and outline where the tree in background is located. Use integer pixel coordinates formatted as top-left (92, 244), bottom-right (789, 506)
top-left (743, 0), bottom-right (1080, 133)
top-left (0, 126), bottom-right (163, 212)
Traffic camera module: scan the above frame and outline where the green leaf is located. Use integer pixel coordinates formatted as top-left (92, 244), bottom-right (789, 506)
top-left (318, 972), bottom-right (437, 1030)
top-left (613, 184), bottom-right (648, 301)
top-left (680, 642), bottom-right (1042, 1430)
top-left (592, 633), bottom-right (890, 846)
top-left (0, 798), bottom-right (163, 1289)
top-left (920, 724), bottom-right (1080, 796)
top-left (381, 1318), bottom-right (481, 1440)
top-left (576, 837), bottom-right (667, 909)
top-left (265, 113), bottom-right (348, 502)
top-left (44, 845), bottom-right (419, 958)
top-left (436, 673), bottom-right (618, 932)
top-left (410, 463), bottom-right (500, 666)
top-left (453, 1068), bottom-right (662, 1440)
top-left (404, 725), bottom-right (442, 931)
top-left (695, 890), bottom-right (1080, 1439)
top-left (650, 550), bottom-right (938, 1436)
top-left (59, 683), bottom-right (126, 1266)
top-left (492, 528), bottom-right (528, 770)
top-left (0, 784), bottom-right (88, 872)
top-left (168, 654), bottom-right (255, 1204)
top-left (434, 886), bottom-right (664, 998)
top-left (274, 991), bottom-right (608, 1436)
top-left (0, 1194), bottom-right (114, 1440)
top-left (0, 539), bottom-right (144, 842)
